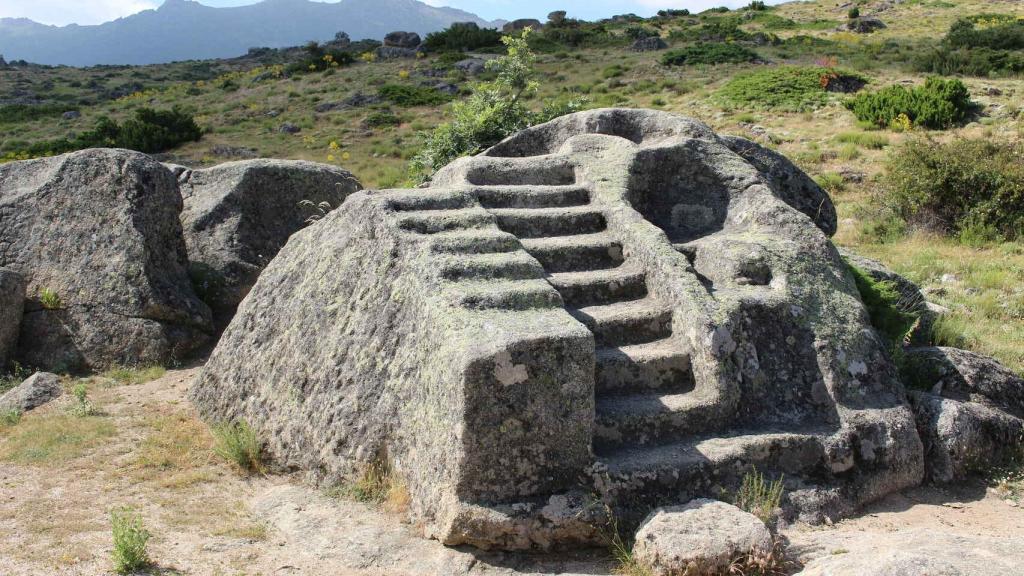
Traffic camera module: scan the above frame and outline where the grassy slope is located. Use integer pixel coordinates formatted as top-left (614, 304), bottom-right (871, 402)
top-left (0, 0), bottom-right (1022, 371)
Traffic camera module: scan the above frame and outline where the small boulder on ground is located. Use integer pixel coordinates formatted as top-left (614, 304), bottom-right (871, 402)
top-left (0, 372), bottom-right (62, 413)
top-left (179, 159), bottom-right (362, 324)
top-left (61, 110), bottom-right (80, 120)
top-left (0, 268), bottom-right (25, 370)
top-left (278, 122), bottom-right (301, 134)
top-left (0, 149), bottom-right (213, 371)
top-left (503, 19), bottom-right (542, 33)
top-left (633, 499), bottom-right (773, 576)
top-left (632, 36), bottom-right (669, 51)
top-left (904, 346), bottom-right (1024, 482)
top-left (383, 31), bottom-right (421, 49)
top-left (839, 17), bottom-right (887, 33)
top-left (454, 58), bottom-right (486, 75)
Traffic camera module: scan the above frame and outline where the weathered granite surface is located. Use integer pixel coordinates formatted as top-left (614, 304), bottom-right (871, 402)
top-left (0, 268), bottom-right (25, 370)
top-left (191, 109), bottom-right (923, 550)
top-left (179, 159), bottom-right (361, 323)
top-left (0, 149), bottom-right (212, 371)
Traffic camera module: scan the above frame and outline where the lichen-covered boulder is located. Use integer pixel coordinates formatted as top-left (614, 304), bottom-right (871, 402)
top-left (632, 37), bottom-right (668, 52)
top-left (0, 149), bottom-right (213, 371)
top-left (503, 19), bottom-right (542, 33)
top-left (0, 372), bottom-right (61, 413)
top-left (633, 499), bottom-right (772, 576)
top-left (383, 31), bottom-right (421, 49)
top-left (0, 268), bottom-right (25, 370)
top-left (904, 347), bottom-right (1024, 482)
top-left (192, 108), bottom-right (922, 550)
top-left (179, 159), bottom-right (361, 323)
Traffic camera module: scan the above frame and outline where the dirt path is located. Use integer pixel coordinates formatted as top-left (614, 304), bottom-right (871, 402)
top-left (1, 367), bottom-right (1021, 575)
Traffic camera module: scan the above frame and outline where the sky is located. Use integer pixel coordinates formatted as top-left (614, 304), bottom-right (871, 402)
top-left (0, 0), bottom-right (784, 27)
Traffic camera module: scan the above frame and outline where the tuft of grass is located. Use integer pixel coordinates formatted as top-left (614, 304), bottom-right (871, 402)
top-left (110, 506), bottom-right (151, 574)
top-left (1, 409), bottom-right (21, 427)
top-left (100, 365), bottom-right (166, 386)
top-left (816, 172), bottom-right (847, 194)
top-left (211, 420), bottom-right (263, 473)
top-left (39, 287), bottom-right (62, 310)
top-left (835, 131), bottom-right (890, 149)
top-left (734, 467), bottom-right (784, 525)
top-left (327, 459), bottom-right (410, 512)
top-left (608, 515), bottom-right (653, 576)
top-left (134, 412), bottom-right (214, 483)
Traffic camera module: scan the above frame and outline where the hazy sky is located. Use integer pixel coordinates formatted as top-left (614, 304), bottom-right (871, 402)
top-left (0, 0), bottom-right (783, 27)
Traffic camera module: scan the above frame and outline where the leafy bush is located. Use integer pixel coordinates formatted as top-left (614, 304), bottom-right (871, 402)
top-left (423, 23), bottom-right (503, 53)
top-left (845, 77), bottom-right (972, 129)
top-left (111, 506), bottom-right (151, 574)
top-left (411, 30), bottom-right (587, 178)
top-left (69, 383), bottom-right (98, 417)
top-left (363, 111), bottom-right (401, 128)
top-left (286, 41), bottom-right (356, 74)
top-left (882, 137), bottom-right (1024, 240)
top-left (661, 43), bottom-right (757, 66)
top-left (9, 107), bottom-right (201, 158)
top-left (0, 104), bottom-right (65, 124)
top-left (212, 420), bottom-right (263, 473)
top-left (748, 1), bottom-right (767, 10)
top-left (378, 84), bottom-right (453, 107)
top-left (716, 66), bottom-right (862, 111)
top-left (914, 16), bottom-right (1024, 76)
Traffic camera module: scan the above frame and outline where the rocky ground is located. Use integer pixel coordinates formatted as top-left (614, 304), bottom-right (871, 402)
top-left (1, 366), bottom-right (1022, 575)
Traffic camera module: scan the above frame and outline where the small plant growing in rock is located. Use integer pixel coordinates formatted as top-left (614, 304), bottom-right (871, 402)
top-left (298, 199), bottom-right (334, 225)
top-left (39, 287), bottom-right (62, 310)
top-left (735, 468), bottom-right (784, 524)
top-left (606, 513), bottom-right (653, 576)
top-left (211, 420), bottom-right (263, 473)
top-left (110, 506), bottom-right (151, 574)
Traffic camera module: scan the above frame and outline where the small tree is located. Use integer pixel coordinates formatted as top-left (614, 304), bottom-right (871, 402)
top-left (410, 29), bottom-right (586, 178)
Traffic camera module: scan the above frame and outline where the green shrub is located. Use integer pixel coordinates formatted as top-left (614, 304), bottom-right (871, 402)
top-left (748, 1), bottom-right (767, 10)
top-left (734, 467), bottom-right (784, 524)
top-left (716, 66), bottom-right (863, 111)
top-left (363, 111), bottom-right (401, 128)
top-left (378, 84), bottom-right (452, 107)
top-left (848, 7), bottom-right (860, 19)
top-left (913, 16), bottom-right (1024, 76)
top-left (882, 137), bottom-right (1024, 240)
top-left (845, 77), bottom-right (972, 130)
top-left (111, 506), bottom-right (151, 574)
top-left (286, 41), bottom-right (356, 74)
top-left (847, 262), bottom-right (920, 349)
top-left (411, 30), bottom-right (587, 177)
top-left (69, 383), bottom-right (98, 417)
top-left (661, 43), bottom-right (757, 66)
top-left (212, 420), bottom-right (263, 473)
top-left (423, 22), bottom-right (503, 53)
top-left (0, 104), bottom-right (65, 125)
top-left (816, 172), bottom-right (846, 193)
top-left (602, 64), bottom-right (626, 78)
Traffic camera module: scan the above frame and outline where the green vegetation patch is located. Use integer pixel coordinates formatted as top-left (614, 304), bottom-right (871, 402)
top-left (661, 43), bottom-right (758, 66)
top-left (0, 104), bottom-right (66, 125)
top-left (423, 23), bottom-right (504, 53)
top-left (378, 84), bottom-right (453, 107)
top-left (847, 262), bottom-right (920, 349)
top-left (845, 77), bottom-right (972, 129)
top-left (716, 65), bottom-right (863, 111)
top-left (882, 137), bottom-right (1024, 240)
top-left (914, 15), bottom-right (1024, 76)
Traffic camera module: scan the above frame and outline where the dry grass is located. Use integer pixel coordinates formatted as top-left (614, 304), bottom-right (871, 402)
top-left (0, 412), bottom-right (116, 464)
top-left (99, 365), bottom-right (167, 386)
top-left (326, 459), bottom-right (410, 514)
top-left (132, 411), bottom-right (216, 487)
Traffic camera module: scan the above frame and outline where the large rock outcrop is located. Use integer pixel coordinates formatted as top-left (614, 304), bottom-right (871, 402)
top-left (0, 268), bottom-right (25, 370)
top-left (904, 346), bottom-right (1024, 482)
top-left (0, 148), bottom-right (213, 371)
top-left (191, 109), bottom-right (923, 550)
top-left (178, 159), bottom-right (361, 323)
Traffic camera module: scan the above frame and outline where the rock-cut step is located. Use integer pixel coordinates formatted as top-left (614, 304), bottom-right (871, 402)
top-left (548, 265), bottom-right (647, 308)
top-left (447, 279), bottom-right (562, 311)
top-left (521, 233), bottom-right (624, 274)
top-left (474, 185), bottom-right (590, 209)
top-left (594, 391), bottom-right (716, 453)
top-left (429, 229), bottom-right (521, 255)
top-left (440, 251), bottom-right (545, 282)
top-left (569, 297), bottom-right (673, 347)
top-left (490, 206), bottom-right (606, 239)
top-left (595, 339), bottom-right (693, 394)
top-left (398, 208), bottom-right (493, 235)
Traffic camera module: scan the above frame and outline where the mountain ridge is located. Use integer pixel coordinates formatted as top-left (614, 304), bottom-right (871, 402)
top-left (0, 0), bottom-right (499, 67)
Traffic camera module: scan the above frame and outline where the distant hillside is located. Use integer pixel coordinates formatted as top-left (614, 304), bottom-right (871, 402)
top-left (0, 0), bottom-right (497, 67)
